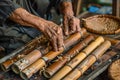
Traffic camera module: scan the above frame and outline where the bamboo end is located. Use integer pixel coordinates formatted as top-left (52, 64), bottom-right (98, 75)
top-left (0, 64), bottom-right (8, 72)
top-left (43, 70), bottom-right (51, 78)
top-left (20, 72), bottom-right (28, 80)
top-left (11, 64), bottom-right (20, 74)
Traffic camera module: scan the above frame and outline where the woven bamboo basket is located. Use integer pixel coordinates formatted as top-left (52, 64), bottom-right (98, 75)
top-left (83, 15), bottom-right (120, 35)
top-left (108, 59), bottom-right (120, 80)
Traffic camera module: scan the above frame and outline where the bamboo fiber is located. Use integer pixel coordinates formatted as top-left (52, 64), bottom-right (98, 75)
top-left (63, 40), bottom-right (111, 80)
top-left (50, 36), bottom-right (104, 80)
top-left (0, 35), bottom-right (48, 71)
top-left (44, 35), bottom-right (94, 78)
top-left (20, 28), bottom-right (86, 80)
top-left (12, 48), bottom-right (42, 74)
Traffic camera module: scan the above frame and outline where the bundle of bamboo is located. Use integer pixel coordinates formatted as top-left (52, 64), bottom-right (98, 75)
top-left (50, 36), bottom-right (105, 80)
top-left (20, 28), bottom-right (86, 80)
top-left (0, 35), bottom-right (48, 71)
top-left (1, 28), bottom-right (114, 80)
top-left (43, 35), bottom-right (94, 78)
top-left (63, 41), bottom-right (111, 80)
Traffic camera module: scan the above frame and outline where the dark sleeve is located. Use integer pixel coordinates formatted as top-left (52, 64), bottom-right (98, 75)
top-left (0, 0), bottom-right (20, 23)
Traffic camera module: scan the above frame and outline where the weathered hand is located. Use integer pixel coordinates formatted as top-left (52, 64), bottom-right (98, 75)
top-left (42, 21), bottom-right (64, 51)
top-left (9, 8), bottom-right (64, 51)
top-left (63, 15), bottom-right (81, 36)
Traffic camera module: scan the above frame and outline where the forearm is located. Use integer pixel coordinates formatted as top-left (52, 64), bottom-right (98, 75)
top-left (9, 8), bottom-right (46, 32)
top-left (60, 1), bottom-right (74, 16)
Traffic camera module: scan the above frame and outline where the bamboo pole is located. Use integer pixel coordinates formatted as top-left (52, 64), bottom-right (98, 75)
top-left (80, 51), bottom-right (117, 80)
top-left (20, 28), bottom-right (86, 80)
top-left (43, 35), bottom-right (94, 78)
top-left (0, 35), bottom-right (48, 71)
top-left (11, 48), bottom-right (42, 74)
top-left (50, 36), bottom-right (104, 80)
top-left (63, 41), bottom-right (111, 80)
top-left (90, 33), bottom-right (120, 46)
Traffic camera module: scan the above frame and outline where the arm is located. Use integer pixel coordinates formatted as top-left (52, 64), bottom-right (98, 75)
top-left (60, 0), bottom-right (81, 35)
top-left (0, 0), bottom-right (63, 51)
top-left (9, 8), bottom-right (64, 51)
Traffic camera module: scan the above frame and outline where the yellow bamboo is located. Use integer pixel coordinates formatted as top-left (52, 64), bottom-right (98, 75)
top-left (43, 35), bottom-right (94, 78)
top-left (63, 41), bottom-right (111, 80)
top-left (12, 49), bottom-right (42, 74)
top-left (20, 28), bottom-right (86, 80)
top-left (50, 36), bottom-right (104, 80)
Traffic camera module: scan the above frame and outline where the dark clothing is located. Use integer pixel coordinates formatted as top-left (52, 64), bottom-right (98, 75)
top-left (0, 0), bottom-right (71, 24)
top-left (0, 0), bottom-right (70, 52)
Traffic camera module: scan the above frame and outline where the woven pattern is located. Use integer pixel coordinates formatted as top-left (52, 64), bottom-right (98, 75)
top-left (83, 15), bottom-right (120, 34)
top-left (108, 59), bottom-right (120, 80)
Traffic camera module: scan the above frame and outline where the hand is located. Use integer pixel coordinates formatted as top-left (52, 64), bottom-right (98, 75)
top-left (63, 15), bottom-right (81, 36)
top-left (8, 8), bottom-right (64, 51)
top-left (41, 21), bottom-right (64, 51)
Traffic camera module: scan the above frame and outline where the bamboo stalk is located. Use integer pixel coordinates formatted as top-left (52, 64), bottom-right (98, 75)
top-left (0, 35), bottom-right (48, 71)
top-left (12, 48), bottom-right (42, 74)
top-left (90, 33), bottom-right (120, 45)
top-left (43, 35), bottom-right (94, 78)
top-left (20, 28), bottom-right (86, 80)
top-left (50, 36), bottom-right (104, 80)
top-left (80, 51), bottom-right (117, 80)
top-left (63, 41), bottom-right (111, 80)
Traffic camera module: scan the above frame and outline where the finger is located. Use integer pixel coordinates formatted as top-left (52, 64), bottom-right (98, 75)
top-left (51, 35), bottom-right (58, 51)
top-left (48, 25), bottom-right (58, 36)
top-left (76, 24), bottom-right (81, 32)
top-left (63, 16), bottom-right (69, 36)
top-left (69, 18), bottom-right (76, 34)
top-left (76, 20), bottom-right (81, 32)
top-left (57, 28), bottom-right (64, 50)
top-left (45, 28), bottom-right (52, 39)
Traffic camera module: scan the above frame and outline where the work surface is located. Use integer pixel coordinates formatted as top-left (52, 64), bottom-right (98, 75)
top-left (0, 34), bottom-right (119, 80)
top-left (0, 67), bottom-right (109, 80)
top-left (0, 69), bottom-right (46, 80)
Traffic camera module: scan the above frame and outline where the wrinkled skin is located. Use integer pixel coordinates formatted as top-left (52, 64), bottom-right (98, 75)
top-left (42, 21), bottom-right (64, 51)
top-left (61, 1), bottom-right (81, 36)
top-left (9, 8), bottom-right (64, 51)
top-left (63, 15), bottom-right (81, 35)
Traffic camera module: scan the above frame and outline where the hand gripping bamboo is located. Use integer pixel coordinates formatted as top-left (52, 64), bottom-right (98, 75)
top-left (63, 40), bottom-right (111, 80)
top-left (0, 35), bottom-right (48, 71)
top-left (43, 35), bottom-right (94, 78)
top-left (50, 36), bottom-right (104, 80)
top-left (20, 28), bottom-right (86, 80)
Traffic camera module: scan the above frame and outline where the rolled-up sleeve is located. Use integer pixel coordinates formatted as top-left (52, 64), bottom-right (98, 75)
top-left (0, 0), bottom-right (20, 23)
